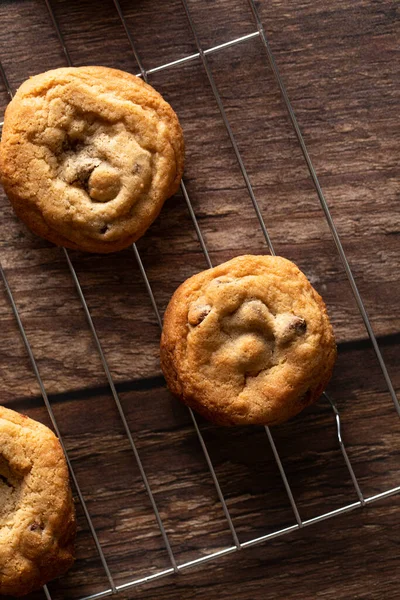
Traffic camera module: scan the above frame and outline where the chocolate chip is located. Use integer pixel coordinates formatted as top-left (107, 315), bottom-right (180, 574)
top-left (100, 225), bottom-right (109, 235)
top-left (298, 388), bottom-right (312, 407)
top-left (30, 521), bottom-right (44, 531)
top-left (62, 136), bottom-right (82, 154)
top-left (0, 474), bottom-right (12, 488)
top-left (71, 166), bottom-right (95, 192)
top-left (289, 316), bottom-right (307, 333)
top-left (275, 313), bottom-right (307, 344)
top-left (188, 304), bottom-right (212, 326)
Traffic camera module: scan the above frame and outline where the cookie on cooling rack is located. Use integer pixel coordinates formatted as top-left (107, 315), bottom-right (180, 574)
top-left (0, 66), bottom-right (184, 253)
top-left (0, 405), bottom-right (76, 596)
top-left (160, 255), bottom-right (337, 426)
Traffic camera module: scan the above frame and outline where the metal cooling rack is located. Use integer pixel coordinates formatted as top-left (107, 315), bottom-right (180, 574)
top-left (0, 1), bottom-right (399, 598)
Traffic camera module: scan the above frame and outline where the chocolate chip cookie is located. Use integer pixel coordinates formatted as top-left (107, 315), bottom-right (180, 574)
top-left (0, 66), bottom-right (184, 252)
top-left (0, 406), bottom-right (76, 596)
top-left (161, 255), bottom-right (337, 426)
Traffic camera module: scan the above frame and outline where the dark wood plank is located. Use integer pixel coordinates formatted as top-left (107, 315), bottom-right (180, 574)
top-left (0, 0), bottom-right (399, 599)
top-left (115, 494), bottom-right (400, 600)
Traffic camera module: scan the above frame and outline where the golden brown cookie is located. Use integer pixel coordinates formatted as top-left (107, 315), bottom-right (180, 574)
top-left (0, 406), bottom-right (76, 596)
top-left (0, 66), bottom-right (184, 253)
top-left (161, 255), bottom-right (337, 426)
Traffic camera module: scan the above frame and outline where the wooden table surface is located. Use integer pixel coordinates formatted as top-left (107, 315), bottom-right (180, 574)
top-left (0, 1), bottom-right (399, 599)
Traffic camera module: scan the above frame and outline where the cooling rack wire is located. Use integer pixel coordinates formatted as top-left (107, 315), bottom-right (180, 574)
top-left (0, 1), bottom-right (399, 598)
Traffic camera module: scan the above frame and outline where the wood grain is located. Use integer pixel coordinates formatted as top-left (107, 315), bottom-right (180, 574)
top-left (0, 0), bottom-right (399, 599)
